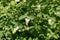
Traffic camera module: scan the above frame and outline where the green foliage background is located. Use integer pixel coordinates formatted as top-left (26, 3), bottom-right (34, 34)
top-left (0, 0), bottom-right (60, 40)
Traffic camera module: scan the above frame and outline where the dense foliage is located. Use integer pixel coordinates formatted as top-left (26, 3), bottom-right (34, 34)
top-left (0, 0), bottom-right (60, 40)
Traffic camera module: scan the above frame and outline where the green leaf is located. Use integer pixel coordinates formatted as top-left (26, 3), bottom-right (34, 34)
top-left (0, 31), bottom-right (3, 38)
top-left (55, 11), bottom-right (60, 17)
top-left (28, 37), bottom-right (32, 40)
top-left (56, 6), bottom-right (60, 10)
top-left (10, 1), bottom-right (16, 6)
top-left (19, 12), bottom-right (28, 20)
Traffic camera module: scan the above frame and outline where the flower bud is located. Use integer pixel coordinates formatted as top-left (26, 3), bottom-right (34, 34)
top-left (22, 0), bottom-right (26, 2)
top-left (15, 0), bottom-right (20, 2)
top-left (12, 26), bottom-right (19, 34)
top-left (25, 17), bottom-right (30, 26)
